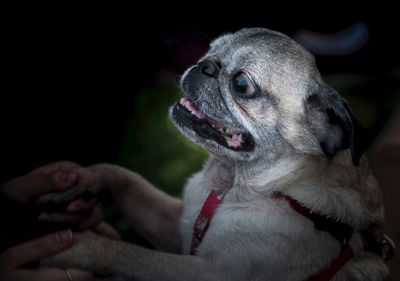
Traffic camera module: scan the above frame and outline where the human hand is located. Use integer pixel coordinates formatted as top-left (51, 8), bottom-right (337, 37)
top-left (0, 162), bottom-right (116, 280)
top-left (1, 161), bottom-right (81, 202)
top-left (0, 229), bottom-right (97, 281)
top-left (1, 161), bottom-right (102, 229)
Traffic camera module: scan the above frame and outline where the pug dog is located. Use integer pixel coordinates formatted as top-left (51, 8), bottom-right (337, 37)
top-left (39, 28), bottom-right (393, 281)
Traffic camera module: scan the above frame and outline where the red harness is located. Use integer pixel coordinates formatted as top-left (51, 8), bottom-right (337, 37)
top-left (190, 191), bottom-right (353, 281)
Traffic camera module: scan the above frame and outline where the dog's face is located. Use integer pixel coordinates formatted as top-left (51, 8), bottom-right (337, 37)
top-left (170, 28), bottom-right (365, 164)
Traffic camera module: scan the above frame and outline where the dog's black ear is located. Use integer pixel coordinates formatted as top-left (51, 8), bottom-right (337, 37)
top-left (306, 84), bottom-right (369, 166)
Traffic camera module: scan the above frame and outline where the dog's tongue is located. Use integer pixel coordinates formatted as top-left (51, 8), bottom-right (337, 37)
top-left (180, 97), bottom-right (243, 148)
top-left (180, 97), bottom-right (205, 119)
top-left (225, 133), bottom-right (243, 148)
top-left (180, 97), bottom-right (224, 128)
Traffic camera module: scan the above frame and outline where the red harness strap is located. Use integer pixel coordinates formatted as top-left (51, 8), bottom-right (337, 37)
top-left (274, 192), bottom-right (353, 280)
top-left (190, 191), bottom-right (353, 281)
top-left (307, 246), bottom-right (352, 281)
top-left (190, 191), bottom-right (225, 255)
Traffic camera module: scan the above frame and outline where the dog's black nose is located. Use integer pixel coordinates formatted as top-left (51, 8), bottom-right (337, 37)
top-left (198, 60), bottom-right (221, 78)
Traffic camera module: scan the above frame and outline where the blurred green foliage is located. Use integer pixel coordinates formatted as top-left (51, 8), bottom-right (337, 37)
top-left (105, 78), bottom-right (208, 242)
top-left (118, 80), bottom-right (208, 196)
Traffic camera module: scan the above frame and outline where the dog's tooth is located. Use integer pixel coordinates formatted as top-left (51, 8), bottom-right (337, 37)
top-left (237, 133), bottom-right (243, 142)
top-left (225, 128), bottom-right (234, 135)
top-left (180, 97), bottom-right (186, 106)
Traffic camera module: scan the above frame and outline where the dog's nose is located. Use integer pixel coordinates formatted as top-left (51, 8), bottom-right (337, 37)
top-left (198, 60), bottom-right (221, 78)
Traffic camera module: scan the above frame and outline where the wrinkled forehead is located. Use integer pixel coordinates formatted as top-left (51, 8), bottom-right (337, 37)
top-left (207, 28), bottom-right (317, 75)
top-left (209, 28), bottom-right (291, 54)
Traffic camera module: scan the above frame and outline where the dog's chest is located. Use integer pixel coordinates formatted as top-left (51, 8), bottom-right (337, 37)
top-left (179, 169), bottom-right (279, 255)
top-left (180, 171), bottom-right (218, 254)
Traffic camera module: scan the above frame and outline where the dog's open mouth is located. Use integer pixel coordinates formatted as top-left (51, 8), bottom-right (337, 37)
top-left (172, 97), bottom-right (254, 151)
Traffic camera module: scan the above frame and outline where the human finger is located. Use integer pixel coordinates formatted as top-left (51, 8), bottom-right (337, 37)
top-left (3, 267), bottom-right (96, 281)
top-left (78, 208), bottom-right (103, 230)
top-left (92, 222), bottom-right (121, 240)
top-left (67, 198), bottom-right (98, 214)
top-left (38, 212), bottom-right (89, 224)
top-left (2, 167), bottom-right (80, 202)
top-left (30, 162), bottom-right (81, 174)
top-left (0, 230), bottom-right (73, 272)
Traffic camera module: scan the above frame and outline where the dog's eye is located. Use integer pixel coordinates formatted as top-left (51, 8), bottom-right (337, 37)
top-left (232, 72), bottom-right (257, 98)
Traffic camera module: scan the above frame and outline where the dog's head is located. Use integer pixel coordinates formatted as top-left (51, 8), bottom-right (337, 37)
top-left (170, 28), bottom-right (367, 165)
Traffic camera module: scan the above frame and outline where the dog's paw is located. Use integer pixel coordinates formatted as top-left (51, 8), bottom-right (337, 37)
top-left (41, 231), bottom-right (105, 271)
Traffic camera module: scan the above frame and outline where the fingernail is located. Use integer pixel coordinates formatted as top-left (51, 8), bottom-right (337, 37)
top-left (55, 229), bottom-right (73, 245)
top-left (62, 172), bottom-right (79, 186)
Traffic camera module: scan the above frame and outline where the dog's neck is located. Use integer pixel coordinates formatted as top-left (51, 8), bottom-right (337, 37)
top-left (209, 149), bottom-right (376, 187)
top-left (204, 152), bottom-right (317, 195)
top-left (208, 148), bottom-right (361, 186)
top-left (205, 151), bottom-right (383, 228)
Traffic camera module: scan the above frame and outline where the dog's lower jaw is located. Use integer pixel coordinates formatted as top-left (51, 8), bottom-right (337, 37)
top-left (169, 106), bottom-right (257, 161)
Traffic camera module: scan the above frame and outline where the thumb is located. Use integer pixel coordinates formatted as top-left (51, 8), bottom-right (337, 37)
top-left (28, 169), bottom-right (80, 198)
top-left (0, 229), bottom-right (73, 272)
top-left (27, 161), bottom-right (82, 196)
top-left (2, 168), bottom-right (80, 202)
